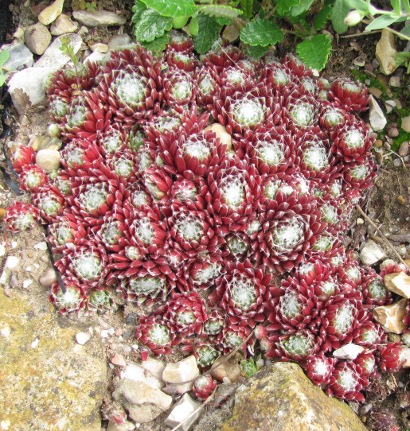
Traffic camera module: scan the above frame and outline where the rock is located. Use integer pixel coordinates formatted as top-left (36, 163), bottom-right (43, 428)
top-left (389, 75), bottom-right (401, 87)
top-left (106, 420), bottom-right (134, 431)
top-left (385, 99), bottom-right (396, 113)
top-left (0, 289), bottom-right (107, 430)
top-left (140, 358), bottom-right (166, 382)
top-left (387, 126), bottom-right (399, 138)
top-left (400, 347), bottom-right (410, 367)
top-left (34, 33), bottom-right (82, 70)
top-left (401, 115), bottom-right (410, 133)
top-left (111, 353), bottom-right (127, 367)
top-left (165, 393), bottom-right (202, 431)
top-left (120, 363), bottom-right (161, 389)
top-left (204, 123), bottom-right (232, 151)
top-left (90, 42), bottom-right (109, 53)
top-left (384, 272), bottom-right (410, 298)
top-left (333, 343), bottom-right (364, 360)
top-left (35, 148), bottom-right (61, 172)
top-left (112, 378), bottom-right (172, 423)
top-left (376, 29), bottom-right (398, 75)
top-left (39, 267), bottom-right (57, 288)
top-left (368, 86), bottom-right (382, 98)
top-left (38, 0), bottom-right (64, 25)
top-left (72, 10), bottom-right (127, 27)
top-left (359, 239), bottom-right (386, 266)
top-left (75, 331), bottom-right (91, 345)
top-left (2, 44), bottom-right (33, 72)
top-left (84, 51), bottom-right (107, 64)
top-left (0, 256), bottom-right (20, 285)
top-left (210, 354), bottom-right (242, 383)
top-left (399, 141), bottom-right (409, 157)
top-left (8, 67), bottom-right (54, 115)
top-left (50, 14), bottom-right (79, 36)
top-left (373, 298), bottom-right (407, 334)
top-left (220, 362), bottom-right (367, 431)
top-left (108, 34), bottom-right (132, 51)
top-left (368, 95), bottom-right (387, 132)
top-left (162, 355), bottom-right (200, 394)
top-left (24, 23), bottom-right (52, 55)
top-left (222, 24), bottom-right (240, 43)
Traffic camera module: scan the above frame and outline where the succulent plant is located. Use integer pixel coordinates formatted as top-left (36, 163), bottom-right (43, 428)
top-left (4, 202), bottom-right (39, 232)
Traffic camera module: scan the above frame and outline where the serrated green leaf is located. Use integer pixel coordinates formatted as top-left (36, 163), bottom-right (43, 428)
top-left (274, 0), bottom-right (299, 17)
top-left (198, 4), bottom-right (242, 19)
top-left (400, 23), bottom-right (410, 37)
top-left (0, 50), bottom-right (10, 67)
top-left (291, 0), bottom-right (314, 17)
top-left (133, 9), bottom-right (173, 42)
top-left (240, 17), bottom-right (283, 47)
top-left (140, 0), bottom-right (196, 18)
top-left (314, 4), bottom-right (332, 30)
top-left (296, 34), bottom-right (332, 71)
top-left (245, 44), bottom-right (269, 59)
top-left (141, 34), bottom-right (169, 53)
top-left (365, 15), bottom-right (401, 31)
top-left (345, 0), bottom-right (369, 10)
top-left (240, 0), bottom-right (254, 20)
top-left (193, 13), bottom-right (222, 54)
top-left (331, 0), bottom-right (349, 34)
top-left (189, 16), bottom-right (199, 36)
top-left (216, 17), bottom-right (232, 26)
top-left (132, 0), bottom-right (147, 22)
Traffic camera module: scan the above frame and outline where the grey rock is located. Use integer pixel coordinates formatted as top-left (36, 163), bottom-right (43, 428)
top-left (120, 362), bottom-right (162, 389)
top-left (360, 239), bottom-right (386, 266)
top-left (50, 14), bottom-right (79, 36)
top-left (165, 393), bottom-right (202, 431)
top-left (72, 10), bottom-right (126, 27)
top-left (399, 141), bottom-right (409, 157)
top-left (2, 44), bottom-right (34, 72)
top-left (38, 0), bottom-right (65, 25)
top-left (34, 33), bottom-right (82, 70)
top-left (8, 67), bottom-right (54, 115)
top-left (108, 34), bottom-right (133, 51)
top-left (24, 23), bottom-right (52, 55)
top-left (369, 95), bottom-right (387, 132)
top-left (401, 115), bottom-right (410, 133)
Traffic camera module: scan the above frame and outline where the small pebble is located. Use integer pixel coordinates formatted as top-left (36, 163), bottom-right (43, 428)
top-left (25, 266), bottom-right (32, 272)
top-left (34, 241), bottom-right (48, 251)
top-left (356, 218), bottom-right (364, 225)
top-left (75, 332), bottom-right (91, 345)
top-left (399, 141), bottom-right (410, 157)
top-left (11, 242), bottom-right (18, 249)
top-left (39, 267), bottom-right (57, 288)
top-left (31, 338), bottom-right (40, 348)
top-left (397, 195), bottom-right (406, 205)
top-left (0, 245), bottom-right (5, 256)
top-left (393, 158), bottom-right (402, 167)
top-left (387, 126), bottom-right (399, 138)
top-left (1, 326), bottom-right (11, 337)
top-left (374, 139), bottom-right (383, 148)
top-left (5, 256), bottom-right (19, 269)
top-left (23, 279), bottom-right (33, 289)
top-left (389, 76), bottom-right (401, 87)
top-left (111, 353), bottom-right (127, 367)
top-left (100, 330), bottom-right (109, 338)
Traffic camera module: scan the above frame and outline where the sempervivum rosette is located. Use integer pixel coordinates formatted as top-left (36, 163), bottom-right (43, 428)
top-left (306, 353), bottom-right (335, 386)
top-left (204, 42), bottom-right (244, 69)
top-left (361, 269), bottom-right (392, 307)
top-left (206, 157), bottom-right (260, 233)
top-left (193, 375), bottom-right (217, 400)
top-left (96, 124), bottom-right (130, 157)
top-left (162, 68), bottom-right (196, 111)
top-left (19, 165), bottom-right (48, 193)
top-left (209, 260), bottom-right (272, 328)
top-left (222, 231), bottom-right (252, 262)
top-left (106, 150), bottom-right (138, 185)
top-left (142, 165), bottom-right (174, 202)
top-left (195, 66), bottom-right (218, 107)
top-left (282, 89), bottom-right (319, 131)
top-left (379, 343), bottom-right (406, 372)
top-left (32, 185), bottom-right (66, 223)
top-left (60, 139), bottom-right (101, 169)
top-left (99, 46), bottom-right (162, 126)
top-left (343, 158), bottom-right (377, 190)
top-left (10, 145), bottom-right (35, 173)
top-left (329, 78), bottom-right (369, 112)
top-left (56, 239), bottom-right (108, 290)
top-left (326, 361), bottom-right (367, 402)
top-left (170, 176), bottom-right (207, 209)
top-left (353, 320), bottom-right (385, 348)
top-left (93, 207), bottom-right (127, 253)
top-left (49, 278), bottom-right (87, 314)
top-left (319, 104), bottom-right (348, 130)
top-left (180, 254), bottom-right (223, 291)
top-left (4, 202), bottom-right (39, 233)
top-left (282, 54), bottom-right (313, 79)
top-left (269, 330), bottom-right (320, 362)
top-left (262, 59), bottom-right (292, 94)
top-left (354, 351), bottom-right (378, 378)
top-left (165, 47), bottom-right (197, 72)
top-left (47, 213), bottom-right (87, 253)
top-left (135, 315), bottom-right (176, 356)
top-left (217, 320), bottom-right (253, 354)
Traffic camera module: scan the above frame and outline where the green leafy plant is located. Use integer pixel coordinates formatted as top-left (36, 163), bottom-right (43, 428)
top-left (59, 36), bottom-right (80, 73)
top-left (0, 50), bottom-right (10, 87)
top-left (72, 0), bottom-right (97, 11)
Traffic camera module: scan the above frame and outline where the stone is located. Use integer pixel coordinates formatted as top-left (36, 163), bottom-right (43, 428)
top-left (359, 239), bottom-right (386, 266)
top-left (108, 34), bottom-right (132, 51)
top-left (75, 331), bottom-right (91, 345)
top-left (162, 355), bottom-right (200, 394)
top-left (399, 141), bottom-right (409, 157)
top-left (36, 148), bottom-right (61, 172)
top-left (50, 14), bottom-right (79, 36)
top-left (0, 256), bottom-right (20, 286)
top-left (401, 115), bottom-right (410, 133)
top-left (369, 95), bottom-right (387, 132)
top-left (38, 0), bottom-right (64, 25)
top-left (165, 393), bottom-right (202, 431)
top-left (140, 357), bottom-right (165, 381)
top-left (0, 289), bottom-right (107, 431)
top-left (34, 34), bottom-right (82, 70)
top-left (90, 42), bottom-right (109, 53)
top-left (373, 298), bottom-right (407, 334)
top-left (384, 272), bottom-right (410, 299)
top-left (121, 362), bottom-right (162, 389)
top-left (112, 378), bottom-right (172, 423)
top-left (24, 23), bottom-right (52, 55)
top-left (210, 354), bottom-right (242, 383)
top-left (8, 67), bottom-right (54, 115)
top-left (389, 75), bottom-right (401, 87)
top-left (204, 123), bottom-right (232, 151)
top-left (2, 44), bottom-right (34, 71)
top-left (333, 343), bottom-right (364, 360)
top-left (72, 10), bottom-right (127, 27)
top-left (220, 362), bottom-right (367, 431)
top-left (400, 347), bottom-right (410, 367)
top-left (111, 353), bottom-right (127, 367)
top-left (385, 99), bottom-right (396, 113)
top-left (84, 51), bottom-right (107, 64)
top-left (106, 420), bottom-right (134, 431)
top-left (376, 29), bottom-right (398, 75)
top-left (39, 267), bottom-right (57, 288)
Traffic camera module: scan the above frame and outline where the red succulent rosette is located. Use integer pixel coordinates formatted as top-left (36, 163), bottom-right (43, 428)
top-left (49, 278), bottom-right (88, 314)
top-left (354, 350), bottom-right (378, 377)
top-left (96, 123), bottom-right (130, 156)
top-left (47, 213), bottom-right (88, 252)
top-left (52, 172), bottom-right (73, 198)
top-left (203, 43), bottom-right (244, 69)
top-left (60, 139), bottom-right (101, 169)
top-left (216, 63), bottom-right (257, 90)
top-left (142, 165), bottom-right (173, 203)
top-left (259, 173), bottom-right (311, 204)
top-left (319, 104), bottom-right (349, 130)
top-left (162, 68), bottom-right (196, 111)
top-left (106, 150), bottom-right (138, 184)
top-left (282, 54), bottom-right (313, 79)
top-left (32, 185), bottom-right (66, 223)
top-left (282, 90), bottom-right (319, 131)
top-left (222, 231), bottom-right (252, 262)
top-left (353, 320), bottom-right (385, 348)
top-left (305, 353), bottom-right (335, 386)
top-left (19, 164), bottom-right (48, 192)
top-left (343, 158), bottom-right (377, 189)
top-left (4, 202), bottom-right (39, 233)
top-left (379, 343), bottom-right (406, 372)
top-left (361, 269), bottom-right (393, 307)
top-left (135, 315), bottom-right (176, 356)
top-left (165, 48), bottom-right (198, 72)
top-left (262, 59), bottom-right (293, 94)
top-left (179, 254), bottom-right (224, 291)
top-left (205, 157), bottom-right (261, 233)
top-left (202, 309), bottom-right (225, 338)
top-left (380, 259), bottom-right (409, 278)
top-left (56, 239), bottom-right (109, 290)
top-left (169, 176), bottom-right (207, 209)
top-left (195, 66), bottom-right (219, 107)
top-left (10, 145), bottom-right (35, 173)
top-left (326, 361), bottom-right (367, 402)
top-left (329, 78), bottom-right (369, 113)
top-left (92, 207), bottom-right (128, 252)
top-left (167, 30), bottom-right (194, 53)
top-left (217, 320), bottom-right (253, 355)
top-left (209, 260), bottom-right (272, 328)
top-left (337, 259), bottom-right (363, 289)
top-left (193, 375), bottom-right (217, 400)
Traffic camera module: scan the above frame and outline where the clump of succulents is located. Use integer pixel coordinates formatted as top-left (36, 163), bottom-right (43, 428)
top-left (8, 34), bottom-right (396, 403)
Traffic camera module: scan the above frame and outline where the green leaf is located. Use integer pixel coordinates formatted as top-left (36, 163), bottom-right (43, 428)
top-left (331, 0), bottom-right (350, 33)
top-left (245, 44), bottom-right (269, 59)
top-left (0, 74), bottom-right (6, 86)
top-left (240, 17), bottom-right (283, 47)
top-left (400, 23), bottom-right (410, 37)
top-left (141, 34), bottom-right (169, 53)
top-left (314, 4), bottom-right (332, 30)
top-left (365, 15), bottom-right (401, 31)
top-left (198, 4), bottom-right (242, 19)
top-left (132, 0), bottom-right (147, 23)
top-left (345, 0), bottom-right (370, 10)
top-left (0, 50), bottom-right (10, 67)
top-left (296, 34), bottom-right (332, 71)
top-left (193, 13), bottom-right (222, 54)
top-left (274, 0), bottom-right (299, 17)
top-left (189, 16), bottom-right (199, 36)
top-left (140, 0), bottom-right (196, 18)
top-left (133, 9), bottom-right (173, 42)
top-left (290, 0), bottom-right (315, 17)
top-left (402, 0), bottom-right (410, 13)
top-left (391, 0), bottom-right (401, 15)
top-left (216, 17), bottom-right (232, 25)
top-left (240, 0), bottom-right (254, 20)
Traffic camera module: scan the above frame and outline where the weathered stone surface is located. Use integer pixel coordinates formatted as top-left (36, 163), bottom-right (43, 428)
top-left (368, 95), bottom-right (387, 132)
top-left (24, 22), bottom-right (52, 55)
top-left (0, 289), bottom-right (107, 431)
top-left (220, 362), bottom-right (367, 431)
top-left (165, 393), bottom-right (202, 431)
top-left (211, 354), bottom-right (242, 383)
top-left (72, 10), bottom-right (126, 27)
top-left (163, 355), bottom-right (200, 393)
top-left (2, 43), bottom-right (34, 71)
top-left (108, 34), bottom-right (132, 51)
top-left (38, 0), bottom-right (65, 25)
top-left (375, 29), bottom-right (398, 75)
top-left (36, 148), bottom-right (61, 172)
top-left (401, 115), bottom-right (410, 133)
top-left (141, 357), bottom-right (165, 381)
top-left (384, 272), bottom-right (410, 299)
top-left (50, 14), bottom-right (79, 36)
top-left (120, 362), bottom-right (161, 389)
top-left (359, 239), bottom-right (386, 266)
top-left (373, 298), bottom-right (407, 334)
top-left (333, 343), bottom-right (364, 360)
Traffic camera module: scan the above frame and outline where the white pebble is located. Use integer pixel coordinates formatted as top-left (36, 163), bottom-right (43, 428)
top-left (31, 338), bottom-right (40, 348)
top-left (5, 256), bottom-right (19, 269)
top-left (25, 266), bottom-right (32, 272)
top-left (34, 241), bottom-right (48, 251)
top-left (11, 242), bottom-right (18, 249)
top-left (0, 245), bottom-right (6, 256)
top-left (75, 332), bottom-right (91, 345)
top-left (100, 330), bottom-right (109, 338)
top-left (23, 279), bottom-right (33, 289)
top-left (1, 326), bottom-right (11, 337)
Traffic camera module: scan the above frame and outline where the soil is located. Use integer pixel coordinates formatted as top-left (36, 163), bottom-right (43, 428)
top-left (1, 2), bottom-right (410, 431)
